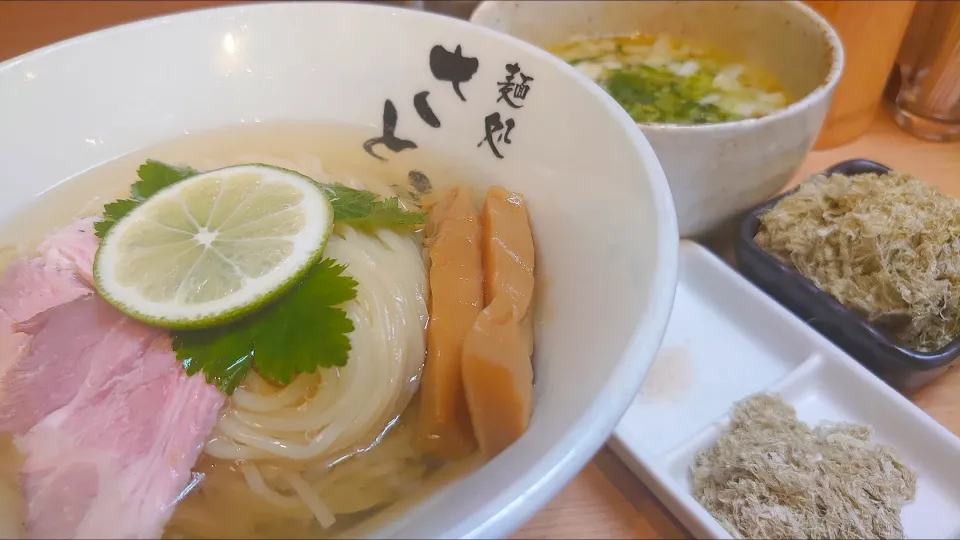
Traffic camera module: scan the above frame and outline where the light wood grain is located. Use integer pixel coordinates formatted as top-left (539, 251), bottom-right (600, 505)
top-left (2, 3), bottom-right (959, 539)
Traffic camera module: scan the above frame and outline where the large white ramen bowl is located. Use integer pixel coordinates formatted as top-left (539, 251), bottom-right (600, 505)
top-left (0, 3), bottom-right (678, 538)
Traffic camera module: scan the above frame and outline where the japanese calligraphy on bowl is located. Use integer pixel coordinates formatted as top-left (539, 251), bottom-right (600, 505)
top-left (363, 44), bottom-right (537, 162)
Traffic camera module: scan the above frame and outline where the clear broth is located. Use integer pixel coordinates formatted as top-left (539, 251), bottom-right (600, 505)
top-left (0, 121), bottom-right (493, 539)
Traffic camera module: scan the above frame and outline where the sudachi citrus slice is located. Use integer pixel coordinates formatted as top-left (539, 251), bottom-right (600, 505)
top-left (94, 164), bottom-right (333, 329)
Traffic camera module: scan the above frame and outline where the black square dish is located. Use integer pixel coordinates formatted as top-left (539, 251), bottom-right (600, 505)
top-left (734, 158), bottom-right (960, 393)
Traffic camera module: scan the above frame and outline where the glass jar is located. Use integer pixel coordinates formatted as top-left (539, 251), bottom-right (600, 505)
top-left (884, 1), bottom-right (960, 142)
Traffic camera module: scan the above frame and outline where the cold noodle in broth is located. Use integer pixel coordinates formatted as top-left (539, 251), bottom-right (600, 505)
top-left (0, 122), bottom-right (539, 539)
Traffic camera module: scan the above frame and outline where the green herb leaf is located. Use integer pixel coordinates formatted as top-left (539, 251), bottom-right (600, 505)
top-left (94, 199), bottom-right (139, 238)
top-left (94, 160), bottom-right (198, 238)
top-left (321, 183), bottom-right (426, 234)
top-left (132, 160), bottom-right (199, 200)
top-left (177, 325), bottom-right (257, 396)
top-left (602, 65), bottom-right (740, 125)
top-left (172, 259), bottom-right (359, 394)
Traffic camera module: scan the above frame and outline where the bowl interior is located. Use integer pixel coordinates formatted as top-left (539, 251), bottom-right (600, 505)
top-left (0, 3), bottom-right (678, 538)
top-left (470, 0), bottom-right (838, 106)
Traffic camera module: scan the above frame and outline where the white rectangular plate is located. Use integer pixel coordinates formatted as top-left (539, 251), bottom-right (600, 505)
top-left (610, 241), bottom-right (960, 539)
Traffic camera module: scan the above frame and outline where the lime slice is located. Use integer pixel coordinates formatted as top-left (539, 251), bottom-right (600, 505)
top-left (94, 164), bottom-right (334, 329)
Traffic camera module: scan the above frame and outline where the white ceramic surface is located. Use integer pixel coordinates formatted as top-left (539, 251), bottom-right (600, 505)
top-left (0, 2), bottom-right (679, 539)
top-left (470, 0), bottom-right (845, 238)
top-left (611, 241), bottom-right (960, 539)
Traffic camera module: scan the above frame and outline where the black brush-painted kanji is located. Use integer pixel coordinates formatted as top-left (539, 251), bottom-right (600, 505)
top-left (363, 99), bottom-right (418, 161)
top-left (413, 91), bottom-right (441, 128)
top-left (496, 63), bottom-right (534, 109)
top-left (477, 112), bottom-right (515, 159)
top-left (429, 45), bottom-right (479, 102)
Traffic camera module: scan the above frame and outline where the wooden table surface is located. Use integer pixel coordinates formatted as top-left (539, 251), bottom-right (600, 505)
top-left (2, 2), bottom-right (959, 539)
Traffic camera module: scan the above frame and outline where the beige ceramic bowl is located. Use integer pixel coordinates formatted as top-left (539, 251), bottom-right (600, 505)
top-left (470, 0), bottom-right (844, 238)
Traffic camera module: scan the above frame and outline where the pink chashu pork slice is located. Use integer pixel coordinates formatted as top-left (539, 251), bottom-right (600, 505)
top-left (0, 261), bottom-right (91, 392)
top-left (19, 335), bottom-right (225, 539)
top-left (0, 217), bottom-right (99, 324)
top-left (34, 217), bottom-right (99, 287)
top-left (0, 217), bottom-right (98, 323)
top-left (0, 297), bottom-right (138, 434)
top-left (0, 217), bottom-right (226, 538)
top-left (15, 299), bottom-right (226, 539)
top-left (0, 218), bottom-right (99, 433)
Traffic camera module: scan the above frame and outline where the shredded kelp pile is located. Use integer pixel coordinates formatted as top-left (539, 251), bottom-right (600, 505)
top-left (691, 395), bottom-right (917, 540)
top-left (755, 171), bottom-right (960, 352)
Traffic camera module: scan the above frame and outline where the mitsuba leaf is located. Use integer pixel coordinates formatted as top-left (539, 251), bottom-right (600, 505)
top-left (172, 259), bottom-right (359, 394)
top-left (321, 183), bottom-right (426, 234)
top-left (132, 160), bottom-right (200, 200)
top-left (93, 160), bottom-right (198, 238)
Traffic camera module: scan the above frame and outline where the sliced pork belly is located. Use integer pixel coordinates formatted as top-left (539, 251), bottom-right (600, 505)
top-left (0, 261), bottom-right (94, 433)
top-left (0, 218), bottom-right (98, 374)
top-left (0, 220), bottom-right (99, 432)
top-left (35, 217), bottom-right (99, 287)
top-left (0, 219), bottom-right (225, 537)
top-left (0, 258), bottom-right (91, 326)
top-left (0, 296), bottom-right (160, 434)
top-left (17, 325), bottom-right (224, 538)
top-left (0, 217), bottom-right (98, 325)
top-left (0, 311), bottom-right (29, 390)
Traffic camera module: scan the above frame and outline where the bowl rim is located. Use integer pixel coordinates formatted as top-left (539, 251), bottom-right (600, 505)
top-left (469, 0), bottom-right (846, 133)
top-left (0, 3), bottom-right (681, 539)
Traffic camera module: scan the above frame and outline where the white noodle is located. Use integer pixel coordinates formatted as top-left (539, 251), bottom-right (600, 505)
top-left (281, 471), bottom-right (336, 530)
top-left (241, 464), bottom-right (300, 509)
top-left (231, 373), bottom-right (317, 412)
top-left (208, 227), bottom-right (427, 461)
top-left (168, 153), bottom-right (430, 534)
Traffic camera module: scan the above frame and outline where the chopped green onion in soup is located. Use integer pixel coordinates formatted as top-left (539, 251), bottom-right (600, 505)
top-left (550, 34), bottom-right (791, 125)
